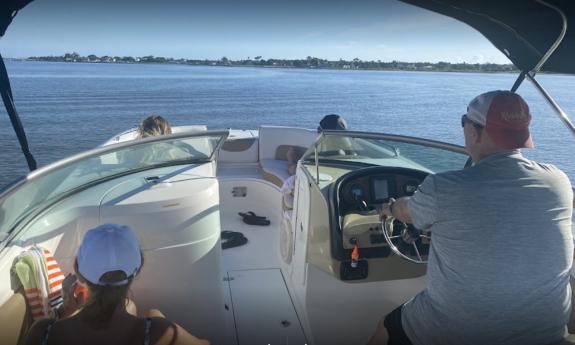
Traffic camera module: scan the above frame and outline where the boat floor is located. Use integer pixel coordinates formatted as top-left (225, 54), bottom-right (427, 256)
top-left (219, 163), bottom-right (306, 344)
top-left (216, 163), bottom-right (426, 345)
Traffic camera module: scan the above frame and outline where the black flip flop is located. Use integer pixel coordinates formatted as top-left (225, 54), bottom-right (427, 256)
top-left (238, 211), bottom-right (267, 220)
top-left (240, 214), bottom-right (271, 226)
top-left (221, 231), bottom-right (248, 249)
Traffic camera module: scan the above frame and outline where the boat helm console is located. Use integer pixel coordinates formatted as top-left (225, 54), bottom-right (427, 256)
top-left (301, 131), bottom-right (469, 281)
top-left (335, 167), bottom-right (429, 255)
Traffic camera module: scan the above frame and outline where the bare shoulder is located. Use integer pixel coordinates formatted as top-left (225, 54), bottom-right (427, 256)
top-left (23, 318), bottom-right (55, 345)
top-left (149, 317), bottom-right (210, 345)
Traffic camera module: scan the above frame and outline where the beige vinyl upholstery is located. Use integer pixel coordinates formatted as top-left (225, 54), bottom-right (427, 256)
top-left (258, 126), bottom-right (317, 187)
top-left (0, 291), bottom-right (31, 345)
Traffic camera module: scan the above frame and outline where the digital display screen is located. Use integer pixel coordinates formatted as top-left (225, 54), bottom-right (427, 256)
top-left (372, 178), bottom-right (389, 201)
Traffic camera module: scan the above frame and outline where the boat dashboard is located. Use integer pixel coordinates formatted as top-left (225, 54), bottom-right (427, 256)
top-left (330, 166), bottom-right (430, 266)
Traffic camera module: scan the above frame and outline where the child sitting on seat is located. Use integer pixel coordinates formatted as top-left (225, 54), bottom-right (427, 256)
top-left (24, 224), bottom-right (209, 345)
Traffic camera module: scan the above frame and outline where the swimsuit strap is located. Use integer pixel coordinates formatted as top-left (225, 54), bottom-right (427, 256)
top-left (143, 317), bottom-right (152, 345)
top-left (41, 320), bottom-right (56, 345)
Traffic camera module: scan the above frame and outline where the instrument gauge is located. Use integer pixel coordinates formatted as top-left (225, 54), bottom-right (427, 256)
top-left (349, 184), bottom-right (365, 201)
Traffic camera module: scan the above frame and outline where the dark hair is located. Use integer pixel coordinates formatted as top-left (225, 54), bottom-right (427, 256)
top-left (138, 115), bottom-right (172, 138)
top-left (319, 114), bottom-right (348, 131)
top-left (75, 253), bottom-right (143, 324)
top-left (81, 271), bottom-right (133, 324)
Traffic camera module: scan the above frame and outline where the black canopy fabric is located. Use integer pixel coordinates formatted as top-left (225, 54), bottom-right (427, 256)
top-left (1, 0), bottom-right (573, 74)
top-left (0, 0), bottom-right (34, 37)
top-left (400, 0), bottom-right (574, 75)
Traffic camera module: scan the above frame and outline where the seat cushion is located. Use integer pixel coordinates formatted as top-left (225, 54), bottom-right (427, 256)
top-left (0, 291), bottom-right (31, 345)
top-left (260, 159), bottom-right (290, 187)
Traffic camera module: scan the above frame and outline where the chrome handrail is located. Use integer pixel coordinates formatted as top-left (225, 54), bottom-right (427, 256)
top-left (0, 130), bottom-right (229, 202)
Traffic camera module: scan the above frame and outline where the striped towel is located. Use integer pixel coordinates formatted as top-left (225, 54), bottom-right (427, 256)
top-left (13, 246), bottom-right (65, 320)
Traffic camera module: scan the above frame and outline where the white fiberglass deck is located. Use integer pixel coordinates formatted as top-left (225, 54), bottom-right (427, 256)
top-left (219, 165), bottom-right (307, 345)
top-left (226, 269), bottom-right (307, 345)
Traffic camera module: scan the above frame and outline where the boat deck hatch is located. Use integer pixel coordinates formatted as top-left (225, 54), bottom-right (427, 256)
top-left (227, 269), bottom-right (307, 345)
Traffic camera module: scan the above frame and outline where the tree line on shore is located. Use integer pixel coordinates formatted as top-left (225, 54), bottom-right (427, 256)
top-left (25, 52), bottom-right (517, 73)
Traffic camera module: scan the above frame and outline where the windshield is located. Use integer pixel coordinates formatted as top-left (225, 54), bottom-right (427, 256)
top-left (0, 131), bottom-right (228, 240)
top-left (302, 131), bottom-right (469, 183)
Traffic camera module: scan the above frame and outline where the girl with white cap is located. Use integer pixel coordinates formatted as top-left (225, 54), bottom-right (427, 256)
top-left (24, 223), bottom-right (209, 345)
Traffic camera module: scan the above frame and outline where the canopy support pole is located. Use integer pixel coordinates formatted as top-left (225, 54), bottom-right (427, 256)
top-left (510, 71), bottom-right (527, 93)
top-left (507, 1), bottom-right (573, 137)
top-left (526, 72), bottom-right (575, 138)
top-left (315, 144), bottom-right (320, 183)
top-left (0, 54), bottom-right (37, 171)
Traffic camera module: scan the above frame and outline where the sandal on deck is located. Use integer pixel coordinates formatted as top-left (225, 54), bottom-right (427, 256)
top-left (238, 212), bottom-right (271, 226)
top-left (221, 231), bottom-right (248, 249)
top-left (238, 211), bottom-right (267, 220)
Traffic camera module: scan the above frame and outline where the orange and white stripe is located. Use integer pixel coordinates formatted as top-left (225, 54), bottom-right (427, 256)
top-left (14, 246), bottom-right (64, 320)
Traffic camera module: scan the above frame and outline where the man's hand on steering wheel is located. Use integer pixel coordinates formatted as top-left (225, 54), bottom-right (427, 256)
top-left (379, 198), bottom-right (396, 219)
top-left (379, 197), bottom-right (412, 224)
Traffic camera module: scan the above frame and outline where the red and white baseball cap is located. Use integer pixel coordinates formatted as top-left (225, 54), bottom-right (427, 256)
top-left (466, 90), bottom-right (534, 149)
top-left (77, 224), bottom-right (142, 286)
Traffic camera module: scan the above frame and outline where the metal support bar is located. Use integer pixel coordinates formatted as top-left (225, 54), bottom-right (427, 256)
top-left (509, 1), bottom-right (567, 94)
top-left (315, 144), bottom-right (320, 183)
top-left (510, 71), bottom-right (527, 93)
top-left (526, 73), bottom-right (575, 138)
top-left (0, 54), bottom-right (37, 171)
top-left (532, 0), bottom-right (568, 73)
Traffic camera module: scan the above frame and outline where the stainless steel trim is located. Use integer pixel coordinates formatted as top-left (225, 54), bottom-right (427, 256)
top-left (0, 130), bottom-right (229, 201)
top-left (526, 73), bottom-right (575, 137)
top-left (532, 0), bottom-right (568, 73)
top-left (319, 130), bottom-right (467, 154)
top-left (315, 144), bottom-right (320, 183)
top-left (300, 131), bottom-right (468, 186)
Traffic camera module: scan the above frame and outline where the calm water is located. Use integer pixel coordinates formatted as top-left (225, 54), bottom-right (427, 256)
top-left (1, 61), bottom-right (574, 188)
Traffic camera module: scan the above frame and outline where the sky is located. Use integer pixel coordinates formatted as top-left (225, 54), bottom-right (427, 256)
top-left (0, 0), bottom-right (510, 63)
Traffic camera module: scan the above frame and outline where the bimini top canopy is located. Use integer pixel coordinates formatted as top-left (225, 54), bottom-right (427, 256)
top-left (2, 0), bottom-right (573, 74)
top-left (400, 0), bottom-right (575, 75)
top-left (0, 0), bottom-right (33, 36)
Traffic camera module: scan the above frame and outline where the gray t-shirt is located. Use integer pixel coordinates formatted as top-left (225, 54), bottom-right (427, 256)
top-left (403, 150), bottom-right (574, 345)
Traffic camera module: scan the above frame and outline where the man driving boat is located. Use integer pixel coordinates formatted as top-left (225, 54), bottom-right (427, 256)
top-left (368, 90), bottom-right (574, 345)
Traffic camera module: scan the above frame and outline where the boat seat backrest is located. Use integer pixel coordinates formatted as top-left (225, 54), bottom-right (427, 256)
top-left (258, 126), bottom-right (316, 161)
top-left (0, 290), bottom-right (31, 345)
top-left (275, 145), bottom-right (308, 161)
top-left (258, 126), bottom-right (317, 187)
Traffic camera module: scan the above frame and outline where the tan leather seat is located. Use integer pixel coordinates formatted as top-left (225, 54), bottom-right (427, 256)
top-left (0, 291), bottom-right (32, 345)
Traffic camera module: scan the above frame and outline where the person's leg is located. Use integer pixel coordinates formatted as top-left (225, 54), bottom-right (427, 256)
top-left (367, 316), bottom-right (389, 345)
top-left (367, 305), bottom-right (413, 345)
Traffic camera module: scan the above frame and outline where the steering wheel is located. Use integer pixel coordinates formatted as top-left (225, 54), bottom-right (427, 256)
top-left (382, 216), bottom-right (430, 264)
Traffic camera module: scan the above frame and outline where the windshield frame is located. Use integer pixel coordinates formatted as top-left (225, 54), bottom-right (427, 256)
top-left (0, 130), bottom-right (229, 247)
top-left (0, 130), bottom-right (228, 201)
top-left (302, 130), bottom-right (469, 184)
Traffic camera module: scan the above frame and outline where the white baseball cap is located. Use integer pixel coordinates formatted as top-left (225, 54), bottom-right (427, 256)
top-left (465, 90), bottom-right (534, 149)
top-left (77, 224), bottom-right (142, 286)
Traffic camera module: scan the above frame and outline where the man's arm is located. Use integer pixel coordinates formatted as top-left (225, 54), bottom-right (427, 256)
top-left (381, 197), bottom-right (412, 224)
top-left (380, 175), bottom-right (439, 230)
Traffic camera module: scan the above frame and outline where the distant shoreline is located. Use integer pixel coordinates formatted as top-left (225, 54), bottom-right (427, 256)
top-left (11, 53), bottom-right (518, 74)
